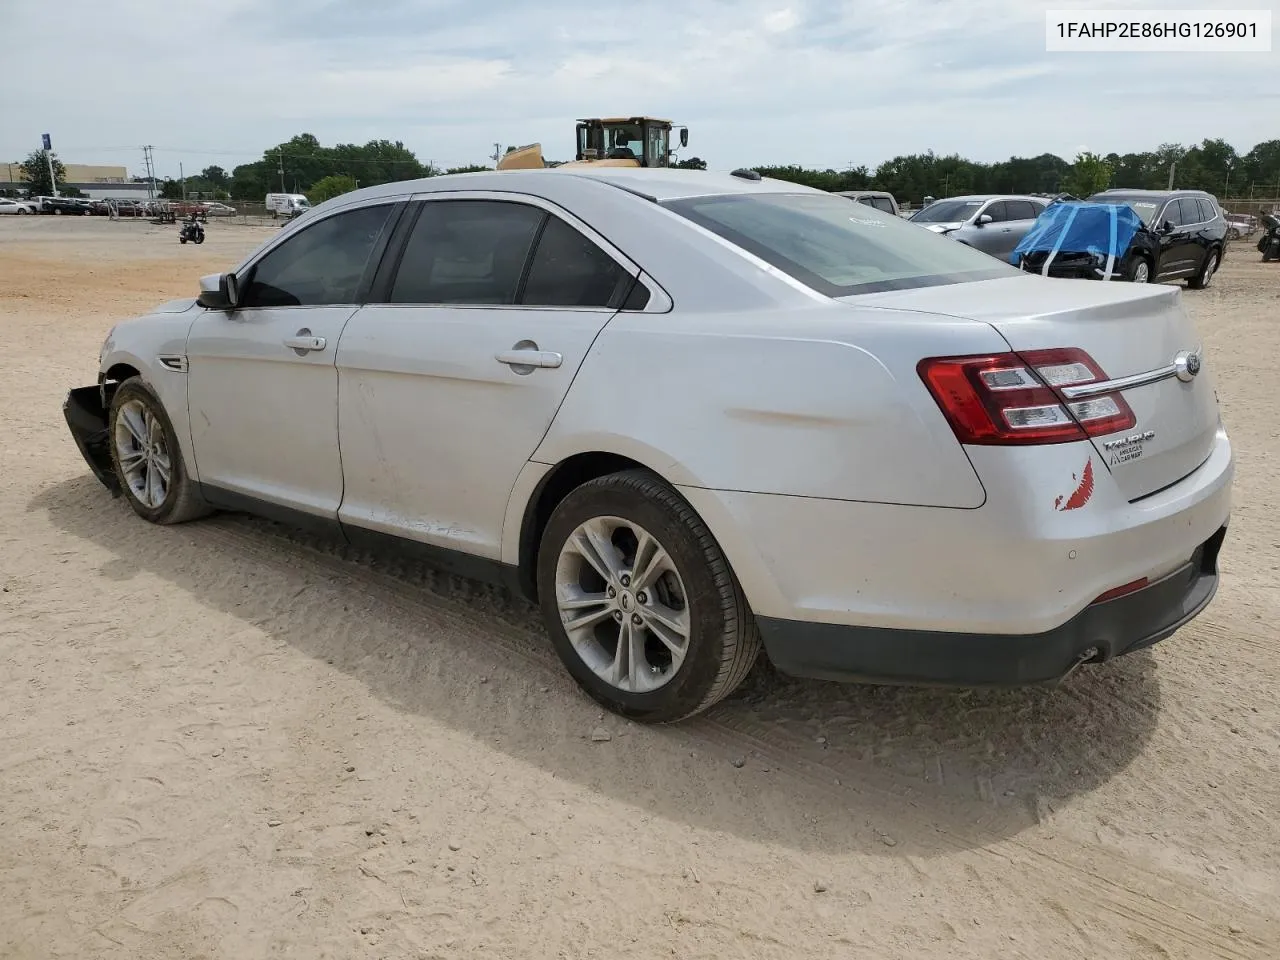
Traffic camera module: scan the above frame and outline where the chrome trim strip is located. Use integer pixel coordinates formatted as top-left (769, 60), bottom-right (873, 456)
top-left (1060, 363), bottom-right (1176, 399)
top-left (157, 354), bottom-right (188, 372)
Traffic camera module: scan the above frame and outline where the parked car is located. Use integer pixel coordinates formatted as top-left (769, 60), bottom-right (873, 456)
top-left (202, 201), bottom-right (238, 217)
top-left (43, 197), bottom-right (91, 215)
top-left (909, 194), bottom-right (1049, 260)
top-left (63, 169), bottom-right (1232, 722)
top-left (0, 197), bottom-right (36, 214)
top-left (834, 190), bottom-right (900, 217)
top-left (1224, 213), bottom-right (1256, 240)
top-left (1086, 189), bottom-right (1226, 288)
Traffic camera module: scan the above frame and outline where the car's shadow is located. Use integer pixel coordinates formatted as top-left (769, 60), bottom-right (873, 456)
top-left (34, 476), bottom-right (1163, 856)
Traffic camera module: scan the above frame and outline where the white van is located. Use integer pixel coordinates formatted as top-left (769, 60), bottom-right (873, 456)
top-left (265, 193), bottom-right (310, 218)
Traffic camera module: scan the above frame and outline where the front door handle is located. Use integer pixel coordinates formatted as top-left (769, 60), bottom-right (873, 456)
top-left (283, 329), bottom-right (326, 354)
top-left (496, 348), bottom-right (562, 369)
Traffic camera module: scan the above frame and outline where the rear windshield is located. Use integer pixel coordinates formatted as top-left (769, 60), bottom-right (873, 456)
top-left (661, 192), bottom-right (1016, 296)
top-left (1089, 194), bottom-right (1162, 226)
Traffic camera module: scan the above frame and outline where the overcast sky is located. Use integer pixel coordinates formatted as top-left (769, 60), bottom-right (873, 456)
top-left (4, 0), bottom-right (1276, 180)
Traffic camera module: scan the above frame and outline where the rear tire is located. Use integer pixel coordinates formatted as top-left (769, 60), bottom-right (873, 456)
top-left (536, 469), bottom-right (761, 723)
top-left (107, 377), bottom-right (211, 525)
top-left (1187, 248), bottom-right (1219, 289)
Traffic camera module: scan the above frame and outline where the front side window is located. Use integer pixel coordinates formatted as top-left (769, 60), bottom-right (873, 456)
top-left (871, 197), bottom-right (896, 214)
top-left (389, 200), bottom-right (544, 305)
top-left (981, 201), bottom-right (1009, 223)
top-left (241, 203), bottom-right (394, 308)
top-left (1177, 198), bottom-right (1202, 224)
top-left (663, 192), bottom-right (1017, 296)
top-left (910, 199), bottom-right (983, 223)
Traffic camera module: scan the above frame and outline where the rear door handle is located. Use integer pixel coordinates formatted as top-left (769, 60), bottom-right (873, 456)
top-left (496, 349), bottom-right (562, 369)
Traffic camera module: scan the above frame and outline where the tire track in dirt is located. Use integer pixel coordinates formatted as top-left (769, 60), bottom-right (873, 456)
top-left (188, 513), bottom-right (1274, 958)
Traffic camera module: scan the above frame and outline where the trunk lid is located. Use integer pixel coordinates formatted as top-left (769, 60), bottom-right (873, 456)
top-left (851, 275), bottom-right (1220, 501)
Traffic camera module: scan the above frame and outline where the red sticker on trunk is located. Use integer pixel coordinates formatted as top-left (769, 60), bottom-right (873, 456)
top-left (1054, 457), bottom-right (1094, 511)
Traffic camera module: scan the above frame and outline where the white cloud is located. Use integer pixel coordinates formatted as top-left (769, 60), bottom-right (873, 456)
top-left (3, 0), bottom-right (1276, 178)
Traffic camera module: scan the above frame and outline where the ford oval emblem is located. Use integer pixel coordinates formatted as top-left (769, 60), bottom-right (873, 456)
top-left (1174, 350), bottom-right (1201, 382)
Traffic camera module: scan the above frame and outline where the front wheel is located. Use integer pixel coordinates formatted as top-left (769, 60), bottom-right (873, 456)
top-left (1126, 256), bottom-right (1151, 283)
top-left (107, 378), bottom-right (211, 525)
top-left (194, 234), bottom-right (204, 244)
top-left (536, 469), bottom-right (761, 722)
top-left (1187, 248), bottom-right (1219, 289)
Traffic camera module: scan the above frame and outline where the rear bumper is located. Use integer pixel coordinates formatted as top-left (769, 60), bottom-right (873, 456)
top-left (63, 385), bottom-right (120, 495)
top-left (758, 524), bottom-right (1225, 686)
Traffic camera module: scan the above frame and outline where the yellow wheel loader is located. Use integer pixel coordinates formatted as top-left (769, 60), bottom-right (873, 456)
top-left (496, 116), bottom-right (689, 171)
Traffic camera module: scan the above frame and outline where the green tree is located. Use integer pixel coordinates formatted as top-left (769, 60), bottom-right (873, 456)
top-left (675, 156), bottom-right (708, 170)
top-left (19, 150), bottom-right (66, 196)
top-left (200, 165), bottom-right (229, 188)
top-left (229, 133), bottom-right (435, 199)
top-left (445, 164), bottom-right (491, 174)
top-left (1063, 151), bottom-right (1112, 197)
top-left (308, 174), bottom-right (359, 204)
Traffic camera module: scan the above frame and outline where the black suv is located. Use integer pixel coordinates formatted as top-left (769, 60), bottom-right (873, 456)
top-left (1085, 188), bottom-right (1226, 288)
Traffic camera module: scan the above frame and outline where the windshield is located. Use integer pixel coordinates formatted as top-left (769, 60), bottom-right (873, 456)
top-left (1088, 193), bottom-right (1160, 226)
top-left (661, 192), bottom-right (1017, 296)
top-left (910, 199), bottom-right (983, 223)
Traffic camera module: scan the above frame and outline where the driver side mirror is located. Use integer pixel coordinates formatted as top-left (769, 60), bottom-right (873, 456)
top-left (976, 214), bottom-right (993, 226)
top-left (1160, 220), bottom-right (1175, 234)
top-left (197, 271), bottom-right (240, 309)
top-left (679, 127), bottom-right (689, 148)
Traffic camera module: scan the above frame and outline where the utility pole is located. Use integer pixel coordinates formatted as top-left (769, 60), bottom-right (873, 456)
top-left (1167, 161), bottom-right (1175, 190)
top-left (141, 145), bottom-right (156, 200)
top-left (180, 162), bottom-right (186, 201)
top-left (490, 142), bottom-right (502, 165)
top-left (41, 133), bottom-right (58, 197)
top-left (278, 150), bottom-right (286, 192)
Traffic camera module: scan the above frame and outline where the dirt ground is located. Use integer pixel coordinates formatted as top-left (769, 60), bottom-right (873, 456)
top-left (1, 215), bottom-right (1277, 960)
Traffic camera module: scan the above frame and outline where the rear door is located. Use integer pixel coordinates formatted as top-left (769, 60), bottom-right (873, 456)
top-left (334, 193), bottom-right (642, 558)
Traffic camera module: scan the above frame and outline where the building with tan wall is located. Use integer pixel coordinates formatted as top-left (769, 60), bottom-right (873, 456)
top-left (2, 160), bottom-right (156, 200)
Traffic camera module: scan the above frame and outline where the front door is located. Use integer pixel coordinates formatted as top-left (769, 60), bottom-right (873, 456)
top-left (970, 200), bottom-right (1010, 256)
top-left (335, 195), bottom-right (639, 559)
top-left (185, 201), bottom-right (400, 517)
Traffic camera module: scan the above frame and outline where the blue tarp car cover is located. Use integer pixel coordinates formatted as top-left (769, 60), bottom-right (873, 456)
top-left (1010, 202), bottom-right (1145, 279)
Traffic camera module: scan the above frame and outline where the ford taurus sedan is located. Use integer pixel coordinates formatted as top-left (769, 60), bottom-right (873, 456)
top-left (63, 168), bottom-right (1233, 722)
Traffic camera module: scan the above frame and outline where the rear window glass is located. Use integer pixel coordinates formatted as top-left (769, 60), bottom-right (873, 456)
top-left (661, 192), bottom-right (1016, 296)
top-left (1091, 194), bottom-right (1162, 226)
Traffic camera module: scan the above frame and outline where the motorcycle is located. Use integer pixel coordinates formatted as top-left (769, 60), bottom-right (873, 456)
top-left (178, 220), bottom-right (205, 245)
top-left (1258, 213), bottom-right (1280, 262)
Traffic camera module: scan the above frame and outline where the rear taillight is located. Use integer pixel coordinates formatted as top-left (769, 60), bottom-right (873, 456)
top-left (918, 348), bottom-right (1135, 445)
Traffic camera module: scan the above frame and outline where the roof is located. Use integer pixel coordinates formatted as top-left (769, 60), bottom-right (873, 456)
top-left (1093, 188), bottom-right (1212, 198)
top-left (336, 167), bottom-right (827, 205)
top-left (935, 194), bottom-right (1045, 202)
top-left (579, 117), bottom-right (672, 124)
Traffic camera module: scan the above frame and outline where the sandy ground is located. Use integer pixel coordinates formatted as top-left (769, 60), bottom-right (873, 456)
top-left (1, 215), bottom-right (1277, 960)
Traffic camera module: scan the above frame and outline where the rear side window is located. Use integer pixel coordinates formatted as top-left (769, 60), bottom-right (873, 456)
top-left (662, 192), bottom-right (1017, 296)
top-left (871, 197), bottom-right (895, 214)
top-left (1005, 200), bottom-right (1037, 221)
top-left (522, 216), bottom-right (631, 308)
top-left (1195, 198), bottom-right (1218, 223)
top-left (390, 200), bottom-right (543, 304)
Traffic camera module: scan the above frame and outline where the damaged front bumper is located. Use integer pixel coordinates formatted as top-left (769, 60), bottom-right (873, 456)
top-left (63, 385), bottom-right (121, 495)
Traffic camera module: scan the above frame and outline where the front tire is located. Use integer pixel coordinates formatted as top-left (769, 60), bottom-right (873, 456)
top-left (1126, 256), bottom-right (1151, 283)
top-left (536, 469), bottom-right (761, 722)
top-left (1187, 248), bottom-right (1219, 289)
top-left (107, 378), bottom-right (211, 525)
